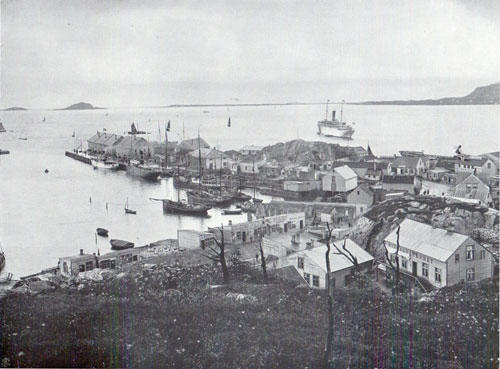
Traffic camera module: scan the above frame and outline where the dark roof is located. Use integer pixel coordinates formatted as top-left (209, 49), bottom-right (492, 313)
top-left (389, 156), bottom-right (422, 169)
top-left (332, 161), bottom-right (386, 170)
top-left (455, 157), bottom-right (488, 167)
top-left (382, 175), bottom-right (415, 184)
top-left (271, 266), bottom-right (308, 286)
top-left (436, 157), bottom-right (457, 170)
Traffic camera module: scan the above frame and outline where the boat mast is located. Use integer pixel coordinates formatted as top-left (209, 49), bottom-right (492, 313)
top-left (165, 120), bottom-right (170, 169)
top-left (219, 152), bottom-right (223, 197)
top-left (198, 129), bottom-right (202, 195)
top-left (177, 161), bottom-right (181, 203)
top-left (340, 100), bottom-right (344, 123)
top-left (325, 99), bottom-right (330, 120)
top-left (253, 156), bottom-right (256, 200)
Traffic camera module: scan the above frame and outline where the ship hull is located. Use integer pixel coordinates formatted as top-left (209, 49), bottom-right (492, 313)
top-left (126, 165), bottom-right (161, 181)
top-left (162, 199), bottom-right (210, 215)
top-left (317, 122), bottom-right (354, 138)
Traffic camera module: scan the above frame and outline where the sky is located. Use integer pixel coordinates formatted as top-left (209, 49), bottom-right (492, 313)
top-left (1, 0), bottom-right (499, 108)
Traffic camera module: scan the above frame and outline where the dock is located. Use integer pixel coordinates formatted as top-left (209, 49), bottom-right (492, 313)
top-left (65, 150), bottom-right (92, 164)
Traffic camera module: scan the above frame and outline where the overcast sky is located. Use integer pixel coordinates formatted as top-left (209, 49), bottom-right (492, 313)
top-left (1, 0), bottom-right (499, 108)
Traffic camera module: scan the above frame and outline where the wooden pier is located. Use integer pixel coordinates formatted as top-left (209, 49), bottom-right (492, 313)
top-left (65, 151), bottom-right (92, 164)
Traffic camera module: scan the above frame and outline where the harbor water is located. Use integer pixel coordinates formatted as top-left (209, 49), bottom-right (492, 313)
top-left (0, 104), bottom-right (498, 276)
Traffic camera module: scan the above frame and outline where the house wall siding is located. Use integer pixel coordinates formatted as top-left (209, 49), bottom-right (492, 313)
top-left (446, 241), bottom-right (492, 285)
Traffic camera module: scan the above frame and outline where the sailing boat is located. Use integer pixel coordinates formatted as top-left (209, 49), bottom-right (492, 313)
top-left (160, 120), bottom-right (174, 178)
top-left (124, 198), bottom-right (137, 214)
top-left (126, 123), bottom-right (161, 181)
top-left (152, 158), bottom-right (211, 216)
top-left (42, 116), bottom-right (46, 123)
top-left (72, 131), bottom-right (75, 137)
top-left (0, 122), bottom-right (6, 133)
top-left (0, 242), bottom-right (12, 283)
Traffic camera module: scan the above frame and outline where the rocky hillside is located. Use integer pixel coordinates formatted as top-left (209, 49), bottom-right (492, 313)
top-left (359, 82), bottom-right (499, 105)
top-left (256, 139), bottom-right (361, 166)
top-left (350, 195), bottom-right (499, 259)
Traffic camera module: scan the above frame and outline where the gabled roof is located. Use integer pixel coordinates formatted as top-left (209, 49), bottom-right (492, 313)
top-left (454, 173), bottom-right (490, 203)
top-left (435, 157), bottom-right (457, 170)
top-left (333, 165), bottom-right (357, 180)
top-left (389, 156), bottom-right (422, 169)
top-left (349, 183), bottom-right (374, 197)
top-left (177, 137), bottom-right (210, 152)
top-left (300, 240), bottom-right (373, 273)
top-left (384, 219), bottom-right (469, 262)
top-left (382, 174), bottom-right (415, 184)
top-left (87, 132), bottom-right (103, 143)
top-left (188, 148), bottom-right (228, 160)
top-left (113, 136), bottom-right (149, 148)
top-left (455, 156), bottom-right (489, 167)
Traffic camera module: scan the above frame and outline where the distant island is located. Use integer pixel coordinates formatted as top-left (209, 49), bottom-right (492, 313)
top-left (60, 102), bottom-right (102, 110)
top-left (357, 82), bottom-right (499, 105)
top-left (3, 107), bottom-right (27, 111)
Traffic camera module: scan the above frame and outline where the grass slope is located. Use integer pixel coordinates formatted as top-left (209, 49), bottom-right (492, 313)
top-left (0, 262), bottom-right (497, 368)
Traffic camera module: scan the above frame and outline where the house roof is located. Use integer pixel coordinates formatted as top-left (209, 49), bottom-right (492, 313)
top-left (113, 136), bottom-right (149, 148)
top-left (332, 161), bottom-right (386, 170)
top-left (382, 174), bottom-right (415, 184)
top-left (333, 165), bottom-right (357, 180)
top-left (456, 157), bottom-right (488, 167)
top-left (365, 169), bottom-right (382, 176)
top-left (384, 219), bottom-right (469, 262)
top-left (435, 157), bottom-right (457, 170)
top-left (349, 183), bottom-right (374, 197)
top-left (389, 156), bottom-right (421, 169)
top-left (482, 152), bottom-right (499, 167)
top-left (454, 173), bottom-right (490, 203)
top-left (188, 148), bottom-right (228, 160)
top-left (301, 239), bottom-right (374, 273)
top-left (177, 137), bottom-right (210, 152)
top-left (271, 265), bottom-right (308, 286)
top-left (87, 131), bottom-right (103, 144)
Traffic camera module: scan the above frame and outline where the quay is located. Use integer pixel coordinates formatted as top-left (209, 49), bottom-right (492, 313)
top-left (65, 150), bottom-right (92, 164)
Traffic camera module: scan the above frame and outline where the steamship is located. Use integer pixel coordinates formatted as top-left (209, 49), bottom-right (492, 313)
top-left (317, 100), bottom-right (355, 139)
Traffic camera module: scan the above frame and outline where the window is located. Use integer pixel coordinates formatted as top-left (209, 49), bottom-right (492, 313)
top-left (63, 262), bottom-right (68, 274)
top-left (466, 268), bottom-right (475, 281)
top-left (79, 264), bottom-right (85, 272)
top-left (455, 254), bottom-right (460, 263)
top-left (488, 163), bottom-right (491, 169)
top-left (422, 263), bottom-right (429, 277)
top-left (85, 261), bottom-right (94, 271)
top-left (312, 275), bottom-right (320, 287)
top-left (236, 231), bottom-right (242, 240)
top-left (100, 260), bottom-right (110, 269)
top-left (298, 257), bottom-right (304, 269)
top-left (303, 272), bottom-right (310, 284)
top-left (357, 191), bottom-right (360, 195)
top-left (401, 259), bottom-right (407, 269)
top-left (133, 255), bottom-right (138, 261)
top-left (435, 268), bottom-right (442, 283)
top-left (480, 250), bottom-right (486, 259)
top-left (466, 246), bottom-right (474, 260)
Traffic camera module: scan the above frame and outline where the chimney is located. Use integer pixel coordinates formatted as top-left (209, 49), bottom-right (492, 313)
top-left (332, 111), bottom-right (336, 121)
top-left (80, 249), bottom-right (84, 255)
top-left (306, 241), bottom-right (313, 249)
top-left (228, 220), bottom-right (232, 225)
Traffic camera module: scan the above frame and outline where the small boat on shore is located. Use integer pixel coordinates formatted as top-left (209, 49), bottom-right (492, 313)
top-left (18, 137), bottom-right (27, 141)
top-left (110, 239), bottom-right (134, 250)
top-left (222, 208), bottom-right (242, 215)
top-left (0, 122), bottom-right (6, 133)
top-left (91, 159), bottom-right (119, 170)
top-left (96, 228), bottom-right (109, 237)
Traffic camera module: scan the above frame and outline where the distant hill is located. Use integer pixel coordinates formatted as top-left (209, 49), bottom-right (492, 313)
top-left (61, 102), bottom-right (101, 110)
top-left (358, 82), bottom-right (499, 105)
top-left (3, 107), bottom-right (27, 111)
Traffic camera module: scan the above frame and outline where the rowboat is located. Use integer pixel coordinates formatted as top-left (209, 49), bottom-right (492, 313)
top-left (96, 228), bottom-right (109, 237)
top-left (110, 239), bottom-right (135, 250)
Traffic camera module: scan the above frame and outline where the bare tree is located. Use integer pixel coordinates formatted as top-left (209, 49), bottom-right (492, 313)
top-left (205, 224), bottom-right (230, 284)
top-left (322, 223), bottom-right (334, 369)
top-left (256, 236), bottom-right (268, 282)
top-left (331, 235), bottom-right (359, 271)
top-left (384, 225), bottom-right (401, 293)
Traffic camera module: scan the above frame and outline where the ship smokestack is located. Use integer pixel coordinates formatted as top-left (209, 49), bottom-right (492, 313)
top-left (332, 111), bottom-right (336, 121)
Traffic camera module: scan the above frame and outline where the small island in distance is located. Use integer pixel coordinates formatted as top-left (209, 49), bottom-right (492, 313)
top-left (60, 102), bottom-right (102, 110)
top-left (3, 107), bottom-right (27, 111)
top-left (357, 82), bottom-right (499, 105)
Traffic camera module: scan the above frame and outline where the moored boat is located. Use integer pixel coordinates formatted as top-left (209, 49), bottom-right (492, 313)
top-left (222, 208), bottom-right (242, 215)
top-left (232, 191), bottom-right (252, 202)
top-left (96, 228), bottom-right (109, 237)
top-left (110, 239), bottom-right (135, 250)
top-left (91, 159), bottom-right (119, 170)
top-left (187, 190), bottom-right (232, 207)
top-left (153, 198), bottom-right (211, 216)
top-left (0, 122), bottom-right (6, 133)
top-left (126, 160), bottom-right (161, 181)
